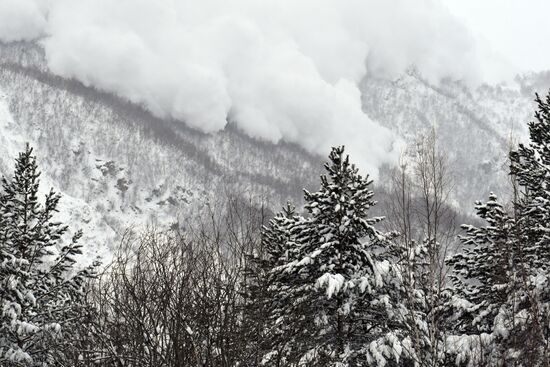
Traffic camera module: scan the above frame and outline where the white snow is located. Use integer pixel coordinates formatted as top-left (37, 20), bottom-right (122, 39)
top-left (316, 273), bottom-right (345, 299)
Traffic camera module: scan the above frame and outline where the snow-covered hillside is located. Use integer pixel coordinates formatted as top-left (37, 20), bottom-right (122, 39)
top-left (0, 41), bottom-right (545, 260)
top-left (361, 71), bottom-right (535, 207)
top-left (0, 85), bottom-right (113, 263)
top-left (0, 41), bottom-right (323, 261)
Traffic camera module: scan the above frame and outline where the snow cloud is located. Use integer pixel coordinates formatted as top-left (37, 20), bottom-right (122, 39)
top-left (0, 0), bottom-right (47, 42)
top-left (0, 0), bottom-right (498, 176)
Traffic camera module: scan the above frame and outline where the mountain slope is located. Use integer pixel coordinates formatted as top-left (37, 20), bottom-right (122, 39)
top-left (0, 41), bottom-right (546, 260)
top-left (0, 41), bottom-right (323, 260)
top-left (361, 72), bottom-right (535, 207)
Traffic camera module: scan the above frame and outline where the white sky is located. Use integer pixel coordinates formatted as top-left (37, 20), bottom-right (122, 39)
top-left (445, 0), bottom-right (550, 73)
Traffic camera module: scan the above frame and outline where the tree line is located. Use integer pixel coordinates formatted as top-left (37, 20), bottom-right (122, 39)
top-left (2, 93), bottom-right (550, 366)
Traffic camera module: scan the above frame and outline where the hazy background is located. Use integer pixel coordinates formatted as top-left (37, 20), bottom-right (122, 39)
top-left (445, 0), bottom-right (550, 73)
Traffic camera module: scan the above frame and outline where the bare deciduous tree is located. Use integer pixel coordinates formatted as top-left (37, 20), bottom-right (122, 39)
top-left (383, 128), bottom-right (457, 366)
top-left (76, 194), bottom-right (267, 367)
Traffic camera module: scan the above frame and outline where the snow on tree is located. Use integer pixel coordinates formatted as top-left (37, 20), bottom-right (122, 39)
top-left (443, 92), bottom-right (550, 366)
top-left (390, 235), bottom-right (439, 366)
top-left (447, 194), bottom-right (515, 333)
top-left (510, 92), bottom-right (550, 269)
top-left (382, 134), bottom-right (458, 366)
top-left (0, 144), bottom-right (97, 366)
top-left (507, 92), bottom-right (550, 365)
top-left (259, 146), bottom-right (411, 366)
top-left (241, 202), bottom-right (306, 366)
top-left (444, 194), bottom-right (517, 366)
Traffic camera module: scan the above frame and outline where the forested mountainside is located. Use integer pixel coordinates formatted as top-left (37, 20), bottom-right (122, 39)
top-left (362, 72), bottom-right (536, 206)
top-left (0, 41), bottom-right (322, 259)
top-left (0, 41), bottom-right (545, 258)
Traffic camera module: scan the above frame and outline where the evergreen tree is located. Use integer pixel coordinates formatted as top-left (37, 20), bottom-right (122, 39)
top-left (445, 194), bottom-right (517, 365)
top-left (508, 92), bottom-right (550, 365)
top-left (447, 194), bottom-right (515, 333)
top-left (0, 144), bottom-right (97, 366)
top-left (393, 237), bottom-right (435, 366)
top-left (443, 92), bottom-right (550, 366)
top-left (263, 146), bottom-right (410, 366)
top-left (510, 92), bottom-right (550, 268)
top-left (242, 203), bottom-right (303, 366)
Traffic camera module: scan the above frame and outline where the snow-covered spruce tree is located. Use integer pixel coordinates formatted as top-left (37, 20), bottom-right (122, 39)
top-left (242, 203), bottom-right (308, 366)
top-left (265, 146), bottom-right (410, 366)
top-left (391, 237), bottom-right (433, 366)
top-left (445, 194), bottom-right (517, 366)
top-left (507, 92), bottom-right (550, 365)
top-left (510, 92), bottom-right (550, 269)
top-left (0, 144), bottom-right (97, 366)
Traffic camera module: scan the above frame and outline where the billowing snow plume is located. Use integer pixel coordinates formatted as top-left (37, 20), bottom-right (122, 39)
top-left (0, 0), bottom-right (47, 42)
top-left (0, 0), bottom-right (502, 176)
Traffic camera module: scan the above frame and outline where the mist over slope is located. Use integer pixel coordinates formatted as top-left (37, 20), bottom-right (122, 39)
top-left (361, 71), bottom-right (534, 207)
top-left (0, 41), bottom-right (324, 260)
top-left (0, 0), bottom-right (517, 177)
